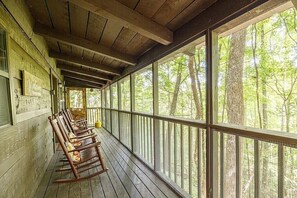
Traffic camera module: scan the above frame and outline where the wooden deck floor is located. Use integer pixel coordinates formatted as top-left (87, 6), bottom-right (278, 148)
top-left (34, 128), bottom-right (180, 198)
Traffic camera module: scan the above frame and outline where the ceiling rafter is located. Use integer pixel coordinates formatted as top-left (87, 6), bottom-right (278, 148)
top-left (50, 51), bottom-right (121, 75)
top-left (57, 64), bottom-right (113, 81)
top-left (34, 23), bottom-right (137, 65)
top-left (61, 71), bottom-right (106, 85)
top-left (65, 77), bottom-right (102, 88)
top-left (68, 0), bottom-right (173, 45)
top-left (292, 0), bottom-right (297, 9)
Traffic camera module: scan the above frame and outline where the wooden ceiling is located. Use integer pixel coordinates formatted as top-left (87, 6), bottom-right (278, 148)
top-left (25, 0), bottom-right (217, 88)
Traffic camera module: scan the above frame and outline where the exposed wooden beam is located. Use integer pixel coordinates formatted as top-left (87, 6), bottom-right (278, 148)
top-left (61, 71), bottom-right (106, 85)
top-left (57, 64), bottom-right (113, 81)
top-left (292, 0), bottom-right (297, 8)
top-left (34, 23), bottom-right (137, 65)
top-left (69, 0), bottom-right (173, 45)
top-left (65, 78), bottom-right (102, 88)
top-left (118, 0), bottom-right (270, 80)
top-left (50, 51), bottom-right (121, 75)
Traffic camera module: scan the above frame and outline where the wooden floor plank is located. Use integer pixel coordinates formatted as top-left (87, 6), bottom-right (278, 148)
top-left (98, 129), bottom-right (180, 198)
top-left (100, 131), bottom-right (167, 198)
top-left (56, 171), bottom-right (70, 198)
top-left (100, 151), bottom-right (130, 198)
top-left (44, 152), bottom-right (63, 198)
top-left (97, 131), bottom-right (154, 198)
top-left (89, 169), bottom-right (105, 198)
top-left (98, 133), bottom-right (142, 197)
top-left (33, 170), bottom-right (52, 198)
top-left (34, 129), bottom-right (179, 198)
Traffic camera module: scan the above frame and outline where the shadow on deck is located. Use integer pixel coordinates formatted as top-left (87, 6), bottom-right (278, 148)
top-left (34, 128), bottom-right (180, 198)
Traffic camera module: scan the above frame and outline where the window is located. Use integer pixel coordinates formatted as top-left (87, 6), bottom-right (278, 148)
top-left (86, 88), bottom-right (100, 108)
top-left (111, 83), bottom-right (118, 109)
top-left (69, 90), bottom-right (83, 108)
top-left (119, 76), bottom-right (130, 111)
top-left (101, 89), bottom-right (105, 108)
top-left (158, 38), bottom-right (206, 120)
top-left (105, 87), bottom-right (110, 108)
top-left (214, 4), bottom-right (297, 198)
top-left (0, 29), bottom-right (11, 127)
top-left (133, 65), bottom-right (153, 114)
top-left (216, 7), bottom-right (297, 133)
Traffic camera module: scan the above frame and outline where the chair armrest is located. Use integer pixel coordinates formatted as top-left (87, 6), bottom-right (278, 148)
top-left (71, 134), bottom-right (97, 141)
top-left (69, 142), bottom-right (101, 152)
top-left (76, 127), bottom-right (94, 133)
top-left (71, 133), bottom-right (96, 139)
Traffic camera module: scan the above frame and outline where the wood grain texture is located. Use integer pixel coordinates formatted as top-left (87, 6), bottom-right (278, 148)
top-left (0, 2), bottom-right (61, 198)
top-left (121, 0), bottom-right (268, 78)
top-left (62, 71), bottom-right (106, 85)
top-left (34, 128), bottom-right (181, 198)
top-left (50, 51), bottom-right (121, 75)
top-left (34, 23), bottom-right (137, 65)
top-left (69, 0), bottom-right (173, 45)
top-left (58, 64), bottom-right (112, 81)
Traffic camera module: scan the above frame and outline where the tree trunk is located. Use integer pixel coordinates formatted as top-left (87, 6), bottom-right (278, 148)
top-left (225, 29), bottom-right (246, 198)
top-left (259, 22), bottom-right (269, 198)
top-left (169, 63), bottom-right (182, 116)
top-left (166, 61), bottom-right (183, 175)
top-left (252, 24), bottom-right (263, 129)
top-left (187, 48), bottom-right (205, 197)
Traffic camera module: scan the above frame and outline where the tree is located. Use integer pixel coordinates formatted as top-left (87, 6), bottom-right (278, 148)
top-left (224, 29), bottom-right (246, 198)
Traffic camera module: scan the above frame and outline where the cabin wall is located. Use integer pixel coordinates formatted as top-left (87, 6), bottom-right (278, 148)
top-left (0, 1), bottom-right (62, 197)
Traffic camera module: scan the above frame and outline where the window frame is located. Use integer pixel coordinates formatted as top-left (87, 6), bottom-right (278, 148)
top-left (69, 89), bottom-right (84, 109)
top-left (0, 28), bottom-right (14, 128)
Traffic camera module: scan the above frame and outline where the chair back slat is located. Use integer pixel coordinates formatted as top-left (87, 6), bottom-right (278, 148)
top-left (48, 116), bottom-right (79, 178)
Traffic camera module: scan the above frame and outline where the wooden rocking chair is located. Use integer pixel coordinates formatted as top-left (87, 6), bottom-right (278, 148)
top-left (48, 116), bottom-right (108, 183)
top-left (65, 109), bottom-right (88, 128)
top-left (55, 114), bottom-right (97, 147)
top-left (61, 110), bottom-right (94, 136)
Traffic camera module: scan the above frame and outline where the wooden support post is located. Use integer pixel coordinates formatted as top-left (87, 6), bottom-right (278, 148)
top-left (130, 74), bottom-right (135, 152)
top-left (254, 140), bottom-right (260, 198)
top-left (278, 144), bottom-right (284, 198)
top-left (110, 86), bottom-right (113, 134)
top-left (118, 81), bottom-right (122, 141)
top-left (236, 136), bottom-right (242, 197)
top-left (153, 62), bottom-right (160, 171)
top-left (206, 29), bottom-right (219, 198)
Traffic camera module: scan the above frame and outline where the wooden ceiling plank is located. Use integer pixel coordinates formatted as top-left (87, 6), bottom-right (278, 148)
top-left (110, 0), bottom-right (165, 57)
top-left (68, 0), bottom-right (173, 45)
top-left (69, 3), bottom-right (89, 57)
top-left (46, 0), bottom-right (71, 54)
top-left (167, 0), bottom-right (217, 30)
top-left (125, 34), bottom-right (156, 56)
top-left (50, 51), bottom-right (121, 75)
top-left (85, 13), bottom-right (106, 61)
top-left (65, 77), bottom-right (102, 88)
top-left (57, 64), bottom-right (113, 81)
top-left (151, 0), bottom-right (193, 27)
top-left (62, 71), bottom-right (106, 85)
top-left (34, 23), bottom-right (137, 65)
top-left (135, 0), bottom-right (167, 18)
top-left (292, 0), bottom-right (297, 8)
top-left (26, 0), bottom-right (51, 26)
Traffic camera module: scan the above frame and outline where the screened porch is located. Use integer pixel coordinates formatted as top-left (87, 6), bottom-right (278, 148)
top-left (1, 0), bottom-right (297, 198)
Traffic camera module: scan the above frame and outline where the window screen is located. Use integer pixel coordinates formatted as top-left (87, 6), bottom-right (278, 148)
top-left (0, 76), bottom-right (11, 126)
top-left (0, 30), bottom-right (7, 72)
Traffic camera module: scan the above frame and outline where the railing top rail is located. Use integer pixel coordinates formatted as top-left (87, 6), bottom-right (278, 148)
top-left (212, 124), bottom-right (297, 148)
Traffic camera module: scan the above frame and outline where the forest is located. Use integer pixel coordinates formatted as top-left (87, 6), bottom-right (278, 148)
top-left (86, 6), bottom-right (297, 198)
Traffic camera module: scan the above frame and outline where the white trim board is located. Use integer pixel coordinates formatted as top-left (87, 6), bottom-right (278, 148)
top-left (16, 108), bottom-right (51, 123)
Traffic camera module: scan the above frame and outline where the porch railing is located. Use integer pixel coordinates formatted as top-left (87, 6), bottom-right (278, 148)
top-left (99, 107), bottom-right (297, 198)
top-left (86, 107), bottom-right (101, 126)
